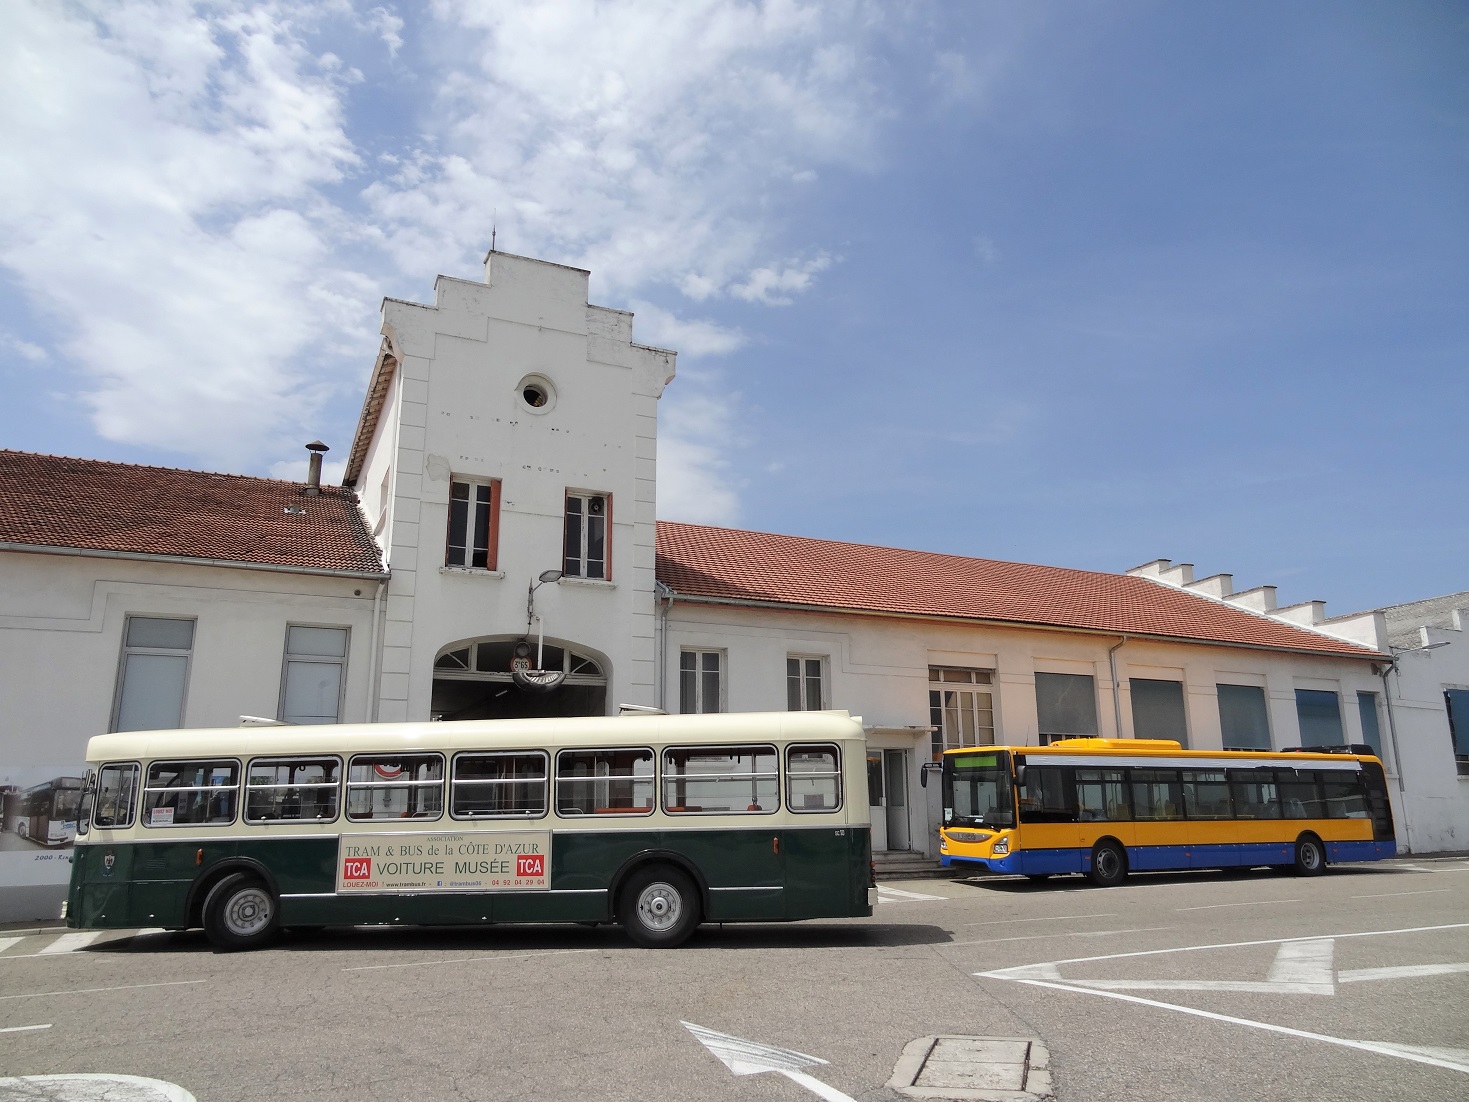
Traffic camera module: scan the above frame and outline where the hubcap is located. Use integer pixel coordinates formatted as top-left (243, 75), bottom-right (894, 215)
top-left (225, 888), bottom-right (273, 936)
top-left (636, 883), bottom-right (682, 931)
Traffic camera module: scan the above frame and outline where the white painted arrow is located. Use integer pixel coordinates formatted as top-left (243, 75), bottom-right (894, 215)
top-left (682, 1021), bottom-right (858, 1102)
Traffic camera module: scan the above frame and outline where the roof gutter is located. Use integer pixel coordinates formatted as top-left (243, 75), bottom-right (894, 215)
top-left (0, 541), bottom-right (389, 582)
top-left (659, 590), bottom-right (1388, 662)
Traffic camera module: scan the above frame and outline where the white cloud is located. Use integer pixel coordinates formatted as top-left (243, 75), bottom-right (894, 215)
top-left (0, 1), bottom-right (366, 469)
top-left (730, 254), bottom-right (832, 306)
top-left (367, 0), bottom-right (891, 303)
top-left (657, 388), bottom-right (742, 525)
top-left (269, 456), bottom-right (349, 486)
top-left (627, 301), bottom-right (744, 359)
top-left (365, 6), bottom-right (404, 58)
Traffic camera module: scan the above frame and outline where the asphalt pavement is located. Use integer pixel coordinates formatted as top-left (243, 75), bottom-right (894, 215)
top-left (1, 856), bottom-right (1466, 1102)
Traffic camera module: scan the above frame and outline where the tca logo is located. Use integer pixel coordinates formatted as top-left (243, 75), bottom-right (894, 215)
top-left (516, 854), bottom-right (545, 877)
top-left (342, 858), bottom-right (372, 880)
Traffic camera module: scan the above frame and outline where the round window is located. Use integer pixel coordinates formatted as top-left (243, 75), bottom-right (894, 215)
top-left (516, 374), bottom-right (556, 414)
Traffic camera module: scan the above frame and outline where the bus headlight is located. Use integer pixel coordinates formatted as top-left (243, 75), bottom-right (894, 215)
top-left (992, 837), bottom-right (1010, 856)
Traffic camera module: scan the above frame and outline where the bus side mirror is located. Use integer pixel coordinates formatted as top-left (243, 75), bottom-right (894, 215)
top-left (1015, 764), bottom-right (1027, 787)
top-left (919, 762), bottom-right (941, 789)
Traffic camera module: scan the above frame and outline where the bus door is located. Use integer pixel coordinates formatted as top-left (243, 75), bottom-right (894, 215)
top-left (781, 743), bottom-right (856, 918)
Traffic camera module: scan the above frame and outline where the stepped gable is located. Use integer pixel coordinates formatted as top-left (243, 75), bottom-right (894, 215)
top-left (655, 520), bottom-right (1380, 659)
top-left (0, 450), bottom-right (384, 575)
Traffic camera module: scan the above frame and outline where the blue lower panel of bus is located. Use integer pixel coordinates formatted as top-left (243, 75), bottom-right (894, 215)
top-left (943, 838), bottom-right (1395, 876)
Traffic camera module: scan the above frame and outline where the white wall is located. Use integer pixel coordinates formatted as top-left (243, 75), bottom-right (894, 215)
top-left (0, 549), bottom-right (379, 919)
top-left (660, 601), bottom-right (1404, 856)
top-left (365, 253), bottom-right (675, 720)
top-left (1379, 614), bottom-right (1469, 853)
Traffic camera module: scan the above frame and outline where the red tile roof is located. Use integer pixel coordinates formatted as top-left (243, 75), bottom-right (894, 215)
top-left (0, 451), bottom-right (385, 576)
top-left (655, 521), bottom-right (1381, 659)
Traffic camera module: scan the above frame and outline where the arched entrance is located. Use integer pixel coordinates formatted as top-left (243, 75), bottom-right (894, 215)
top-left (431, 636), bottom-right (608, 720)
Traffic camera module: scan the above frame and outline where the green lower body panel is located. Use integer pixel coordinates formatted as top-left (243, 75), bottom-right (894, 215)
top-left (70, 825), bottom-right (872, 931)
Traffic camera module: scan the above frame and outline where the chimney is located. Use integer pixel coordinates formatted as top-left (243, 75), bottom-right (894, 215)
top-left (305, 440), bottom-right (329, 495)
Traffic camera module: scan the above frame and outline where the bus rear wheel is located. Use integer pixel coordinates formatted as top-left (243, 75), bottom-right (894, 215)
top-left (1293, 835), bottom-right (1327, 876)
top-left (619, 865), bottom-right (700, 948)
top-left (203, 873), bottom-right (279, 951)
top-left (1087, 841), bottom-right (1128, 887)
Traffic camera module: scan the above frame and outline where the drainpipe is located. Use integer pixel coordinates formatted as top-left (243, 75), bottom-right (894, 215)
top-left (1108, 636), bottom-right (1128, 738)
top-left (656, 581), bottom-right (675, 712)
top-left (1378, 659), bottom-right (1414, 854)
top-left (366, 577), bottom-right (387, 722)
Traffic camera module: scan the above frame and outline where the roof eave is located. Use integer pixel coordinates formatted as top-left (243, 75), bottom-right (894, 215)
top-left (0, 541), bottom-right (389, 581)
top-left (660, 590), bottom-right (1386, 662)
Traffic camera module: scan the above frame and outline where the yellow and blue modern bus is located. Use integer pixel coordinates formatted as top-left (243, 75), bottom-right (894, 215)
top-left (67, 710), bottom-right (874, 950)
top-left (938, 738), bottom-right (1395, 885)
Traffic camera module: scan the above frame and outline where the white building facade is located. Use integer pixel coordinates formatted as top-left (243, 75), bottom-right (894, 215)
top-left (2, 250), bottom-right (1463, 922)
top-left (341, 251), bottom-right (675, 725)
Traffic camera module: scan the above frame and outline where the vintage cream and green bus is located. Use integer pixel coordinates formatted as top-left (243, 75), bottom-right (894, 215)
top-left (67, 710), bottom-right (874, 950)
top-left (938, 738), bottom-right (1395, 885)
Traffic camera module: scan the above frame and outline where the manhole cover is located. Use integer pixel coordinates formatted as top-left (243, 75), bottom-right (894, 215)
top-left (888, 1035), bottom-right (1053, 1101)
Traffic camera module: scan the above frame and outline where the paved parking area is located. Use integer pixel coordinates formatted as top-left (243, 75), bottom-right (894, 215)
top-left (1, 857), bottom-right (1466, 1102)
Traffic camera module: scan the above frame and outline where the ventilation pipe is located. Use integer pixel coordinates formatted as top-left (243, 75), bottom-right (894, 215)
top-left (305, 440), bottom-right (329, 495)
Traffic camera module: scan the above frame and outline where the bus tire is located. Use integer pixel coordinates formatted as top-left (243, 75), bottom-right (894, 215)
top-left (619, 865), bottom-right (700, 948)
top-left (1087, 841), bottom-right (1128, 887)
top-left (1293, 835), bottom-right (1327, 876)
top-left (202, 873), bottom-right (279, 951)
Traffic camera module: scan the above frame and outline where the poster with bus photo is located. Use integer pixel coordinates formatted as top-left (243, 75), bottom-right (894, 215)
top-left (0, 764), bottom-right (84, 923)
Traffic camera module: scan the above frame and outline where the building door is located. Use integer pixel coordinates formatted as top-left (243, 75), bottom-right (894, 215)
top-left (866, 752), bottom-right (888, 852)
top-left (884, 749), bottom-right (910, 851)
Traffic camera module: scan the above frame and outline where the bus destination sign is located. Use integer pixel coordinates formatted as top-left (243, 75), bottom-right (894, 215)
top-left (336, 831), bottom-right (551, 893)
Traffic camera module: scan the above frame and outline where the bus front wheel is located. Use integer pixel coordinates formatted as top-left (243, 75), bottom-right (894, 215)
top-left (203, 873), bottom-right (279, 951)
top-left (1293, 835), bottom-right (1327, 876)
top-left (1088, 841), bottom-right (1128, 887)
top-left (619, 865), bottom-right (700, 948)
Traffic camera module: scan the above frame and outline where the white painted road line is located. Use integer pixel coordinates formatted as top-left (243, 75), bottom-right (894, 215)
top-left (0, 937), bottom-right (23, 955)
top-left (684, 1021), bottom-right (858, 1102)
top-left (1056, 940), bottom-right (1338, 996)
top-left (876, 885), bottom-right (946, 902)
top-left (0, 1074), bottom-right (198, 1101)
top-left (0, 979), bottom-right (206, 1002)
top-left (1351, 889), bottom-right (1451, 899)
top-left (997, 976), bottom-right (1469, 1076)
top-left (981, 921), bottom-right (1469, 972)
top-left (953, 926), bottom-right (1176, 946)
top-left (0, 1024), bottom-right (51, 1034)
top-left (37, 932), bottom-right (102, 955)
top-left (960, 913), bottom-right (1117, 927)
top-left (343, 947), bottom-right (600, 972)
top-left (1177, 899), bottom-right (1301, 911)
top-left (1340, 962), bottom-right (1469, 983)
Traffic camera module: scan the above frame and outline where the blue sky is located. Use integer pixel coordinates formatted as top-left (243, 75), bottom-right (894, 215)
top-left (1, 1), bottom-right (1464, 615)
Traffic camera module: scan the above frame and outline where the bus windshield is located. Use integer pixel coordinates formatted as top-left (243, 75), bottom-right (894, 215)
top-left (943, 751), bottom-right (1014, 829)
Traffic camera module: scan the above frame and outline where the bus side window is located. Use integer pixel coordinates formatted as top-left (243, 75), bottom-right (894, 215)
top-left (1019, 765), bottom-right (1076, 823)
top-left (93, 764), bottom-right (139, 829)
top-left (1131, 769), bottom-right (1183, 820)
top-left (1228, 769), bottom-right (1281, 819)
top-left (786, 744), bottom-right (841, 813)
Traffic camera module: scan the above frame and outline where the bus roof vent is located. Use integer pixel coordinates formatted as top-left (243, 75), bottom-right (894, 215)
top-left (618, 704), bottom-right (667, 716)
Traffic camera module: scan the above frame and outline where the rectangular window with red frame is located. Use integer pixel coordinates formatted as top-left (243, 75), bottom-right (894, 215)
top-left (563, 491), bottom-right (609, 579)
top-left (447, 479), bottom-right (500, 569)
